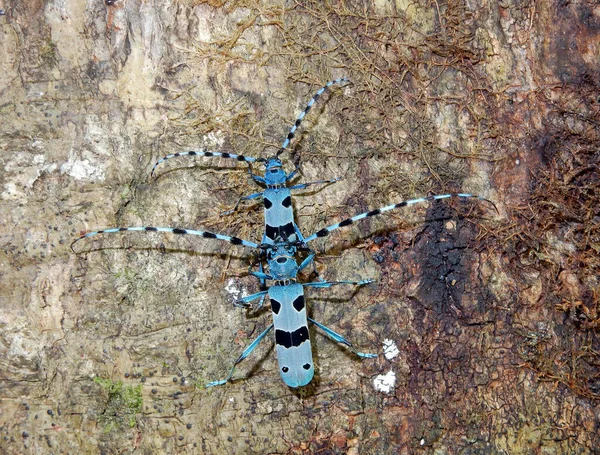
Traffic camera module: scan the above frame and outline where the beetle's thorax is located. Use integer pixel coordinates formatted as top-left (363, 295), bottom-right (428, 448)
top-left (264, 157), bottom-right (288, 187)
top-left (267, 243), bottom-right (299, 280)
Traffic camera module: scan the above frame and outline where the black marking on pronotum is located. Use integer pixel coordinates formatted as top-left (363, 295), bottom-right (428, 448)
top-left (282, 196), bottom-right (292, 208)
top-left (292, 295), bottom-right (305, 312)
top-left (271, 299), bottom-right (282, 315)
top-left (264, 198), bottom-right (273, 209)
top-left (275, 327), bottom-right (309, 349)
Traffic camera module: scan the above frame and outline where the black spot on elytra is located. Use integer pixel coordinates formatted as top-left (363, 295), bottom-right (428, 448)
top-left (276, 329), bottom-right (291, 348)
top-left (282, 222), bottom-right (295, 239)
top-left (292, 295), bottom-right (305, 312)
top-left (266, 224), bottom-right (278, 241)
top-left (271, 298), bottom-right (281, 315)
top-left (276, 326), bottom-right (309, 348)
top-left (291, 326), bottom-right (309, 347)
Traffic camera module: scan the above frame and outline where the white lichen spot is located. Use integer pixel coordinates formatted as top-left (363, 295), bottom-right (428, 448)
top-left (60, 158), bottom-right (105, 182)
top-left (204, 131), bottom-right (225, 148)
top-left (420, 438), bottom-right (425, 446)
top-left (373, 371), bottom-right (396, 394)
top-left (224, 279), bottom-right (244, 300)
top-left (2, 182), bottom-right (19, 200)
top-left (383, 339), bottom-right (399, 360)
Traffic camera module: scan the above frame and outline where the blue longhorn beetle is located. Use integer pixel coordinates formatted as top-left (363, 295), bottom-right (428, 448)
top-left (150, 78), bottom-right (349, 250)
top-left (72, 229), bottom-right (374, 387)
top-left (72, 192), bottom-right (496, 387)
top-left (209, 240), bottom-right (376, 388)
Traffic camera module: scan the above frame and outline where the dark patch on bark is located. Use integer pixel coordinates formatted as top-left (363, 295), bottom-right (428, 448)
top-left (412, 202), bottom-right (480, 322)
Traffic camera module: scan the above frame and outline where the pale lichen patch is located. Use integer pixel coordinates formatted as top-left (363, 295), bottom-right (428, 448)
top-left (382, 339), bottom-right (399, 360)
top-left (60, 157), bottom-right (105, 182)
top-left (373, 371), bottom-right (396, 394)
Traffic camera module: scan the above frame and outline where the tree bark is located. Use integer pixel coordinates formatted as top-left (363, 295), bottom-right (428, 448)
top-left (1, 0), bottom-right (598, 453)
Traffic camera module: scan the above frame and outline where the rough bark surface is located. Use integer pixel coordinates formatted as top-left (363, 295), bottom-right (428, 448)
top-left (1, 1), bottom-right (599, 454)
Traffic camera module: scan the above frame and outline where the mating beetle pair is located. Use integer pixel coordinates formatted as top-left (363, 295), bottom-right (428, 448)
top-left (73, 79), bottom-right (495, 387)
